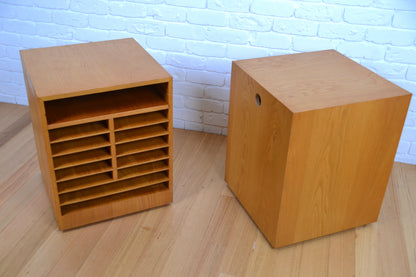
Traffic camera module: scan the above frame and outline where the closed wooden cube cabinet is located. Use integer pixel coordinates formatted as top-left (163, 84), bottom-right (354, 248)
top-left (225, 50), bottom-right (411, 248)
top-left (20, 38), bottom-right (173, 230)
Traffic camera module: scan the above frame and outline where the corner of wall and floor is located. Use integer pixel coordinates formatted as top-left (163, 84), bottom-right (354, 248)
top-left (0, 0), bottom-right (415, 164)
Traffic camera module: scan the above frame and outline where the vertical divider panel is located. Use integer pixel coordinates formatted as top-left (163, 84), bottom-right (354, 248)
top-left (108, 118), bottom-right (118, 180)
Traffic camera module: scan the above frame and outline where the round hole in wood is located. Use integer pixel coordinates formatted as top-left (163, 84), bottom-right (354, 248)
top-left (255, 94), bottom-right (261, 106)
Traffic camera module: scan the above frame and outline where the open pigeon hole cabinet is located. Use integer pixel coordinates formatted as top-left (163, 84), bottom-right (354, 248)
top-left (20, 38), bottom-right (173, 230)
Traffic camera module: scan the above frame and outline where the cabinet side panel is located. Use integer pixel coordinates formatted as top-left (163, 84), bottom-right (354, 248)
top-left (277, 95), bottom-right (411, 247)
top-left (225, 63), bottom-right (293, 245)
top-left (22, 63), bottom-right (62, 227)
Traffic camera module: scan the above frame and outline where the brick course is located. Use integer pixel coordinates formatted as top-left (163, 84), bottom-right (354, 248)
top-left (0, 0), bottom-right (415, 163)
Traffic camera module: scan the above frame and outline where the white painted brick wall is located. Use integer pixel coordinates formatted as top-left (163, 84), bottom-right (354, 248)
top-left (0, 0), bottom-right (415, 164)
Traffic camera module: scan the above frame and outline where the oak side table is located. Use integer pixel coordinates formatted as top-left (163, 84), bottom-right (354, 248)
top-left (20, 38), bottom-right (173, 230)
top-left (225, 50), bottom-right (411, 248)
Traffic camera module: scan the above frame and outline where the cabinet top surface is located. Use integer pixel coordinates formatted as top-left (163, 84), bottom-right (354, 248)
top-left (234, 50), bottom-right (411, 112)
top-left (20, 38), bottom-right (171, 100)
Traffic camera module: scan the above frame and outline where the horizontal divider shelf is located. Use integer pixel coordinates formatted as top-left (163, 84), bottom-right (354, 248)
top-left (55, 160), bottom-right (113, 182)
top-left (114, 110), bottom-right (168, 131)
top-left (51, 134), bottom-right (110, 157)
top-left (60, 182), bottom-right (169, 215)
top-left (117, 148), bottom-right (169, 169)
top-left (59, 172), bottom-right (169, 207)
top-left (116, 136), bottom-right (169, 157)
top-left (53, 147), bottom-right (112, 170)
top-left (115, 124), bottom-right (168, 144)
top-left (49, 121), bottom-right (109, 143)
top-left (118, 161), bottom-right (169, 180)
top-left (57, 172), bottom-right (113, 194)
top-left (56, 160), bottom-right (169, 195)
top-left (45, 85), bottom-right (168, 129)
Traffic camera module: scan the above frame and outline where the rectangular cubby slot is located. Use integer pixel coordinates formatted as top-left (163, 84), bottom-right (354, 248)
top-left (118, 160), bottom-right (169, 180)
top-left (59, 172), bottom-right (168, 206)
top-left (59, 172), bottom-right (169, 209)
top-left (114, 110), bottom-right (168, 131)
top-left (49, 121), bottom-right (109, 143)
top-left (44, 83), bottom-right (169, 128)
top-left (115, 124), bottom-right (168, 145)
top-left (55, 159), bottom-right (112, 182)
top-left (117, 148), bottom-right (169, 169)
top-left (51, 134), bottom-right (110, 157)
top-left (53, 147), bottom-right (111, 170)
top-left (61, 182), bottom-right (169, 215)
top-left (116, 136), bottom-right (169, 157)
top-left (57, 172), bottom-right (113, 194)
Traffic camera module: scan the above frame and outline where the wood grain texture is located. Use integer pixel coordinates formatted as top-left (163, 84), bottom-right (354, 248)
top-left (19, 38), bottom-right (171, 100)
top-left (235, 50), bottom-right (410, 112)
top-left (48, 121), bottom-right (109, 143)
top-left (0, 109), bottom-right (414, 276)
top-left (225, 63), bottom-right (293, 245)
top-left (277, 96), bottom-right (410, 247)
top-left (0, 102), bottom-right (31, 147)
top-left (114, 110), bottom-right (168, 131)
top-left (50, 135), bottom-right (111, 157)
top-left (20, 39), bottom-right (173, 230)
top-left (53, 148), bottom-right (112, 170)
top-left (115, 124), bottom-right (168, 144)
top-left (117, 148), bottom-right (168, 169)
top-left (21, 61), bottom-right (63, 228)
top-left (59, 173), bottom-right (169, 206)
top-left (116, 137), bottom-right (169, 157)
top-left (226, 51), bottom-right (412, 248)
top-left (44, 85), bottom-right (168, 128)
top-left (54, 160), bottom-right (112, 182)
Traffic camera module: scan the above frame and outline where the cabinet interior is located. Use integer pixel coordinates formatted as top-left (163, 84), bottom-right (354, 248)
top-left (43, 83), bottom-right (171, 215)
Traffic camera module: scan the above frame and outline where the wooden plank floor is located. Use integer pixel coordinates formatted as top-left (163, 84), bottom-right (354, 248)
top-left (0, 102), bottom-right (415, 277)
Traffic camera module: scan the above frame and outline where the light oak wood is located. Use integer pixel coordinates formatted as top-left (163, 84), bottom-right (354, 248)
top-left (48, 121), bottom-right (109, 143)
top-left (108, 117), bottom-right (118, 180)
top-left (20, 38), bottom-right (173, 230)
top-left (59, 173), bottom-right (169, 206)
top-left (236, 49), bottom-right (410, 112)
top-left (19, 38), bottom-right (171, 100)
top-left (114, 110), bottom-right (169, 131)
top-left (117, 161), bottom-right (169, 180)
top-left (55, 160), bottom-right (113, 182)
top-left (53, 148), bottom-right (112, 170)
top-left (44, 86), bottom-right (169, 129)
top-left (0, 110), bottom-right (415, 276)
top-left (116, 137), bottom-right (169, 157)
top-left (50, 135), bottom-right (111, 157)
top-left (57, 173), bottom-right (114, 194)
top-left (117, 148), bottom-right (169, 169)
top-left (115, 124), bottom-right (169, 144)
top-left (226, 50), bottom-right (412, 248)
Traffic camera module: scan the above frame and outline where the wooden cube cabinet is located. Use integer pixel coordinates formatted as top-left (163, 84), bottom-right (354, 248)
top-left (225, 50), bottom-right (412, 248)
top-left (20, 38), bottom-right (173, 230)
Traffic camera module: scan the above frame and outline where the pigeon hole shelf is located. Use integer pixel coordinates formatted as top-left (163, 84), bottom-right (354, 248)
top-left (20, 38), bottom-right (173, 230)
